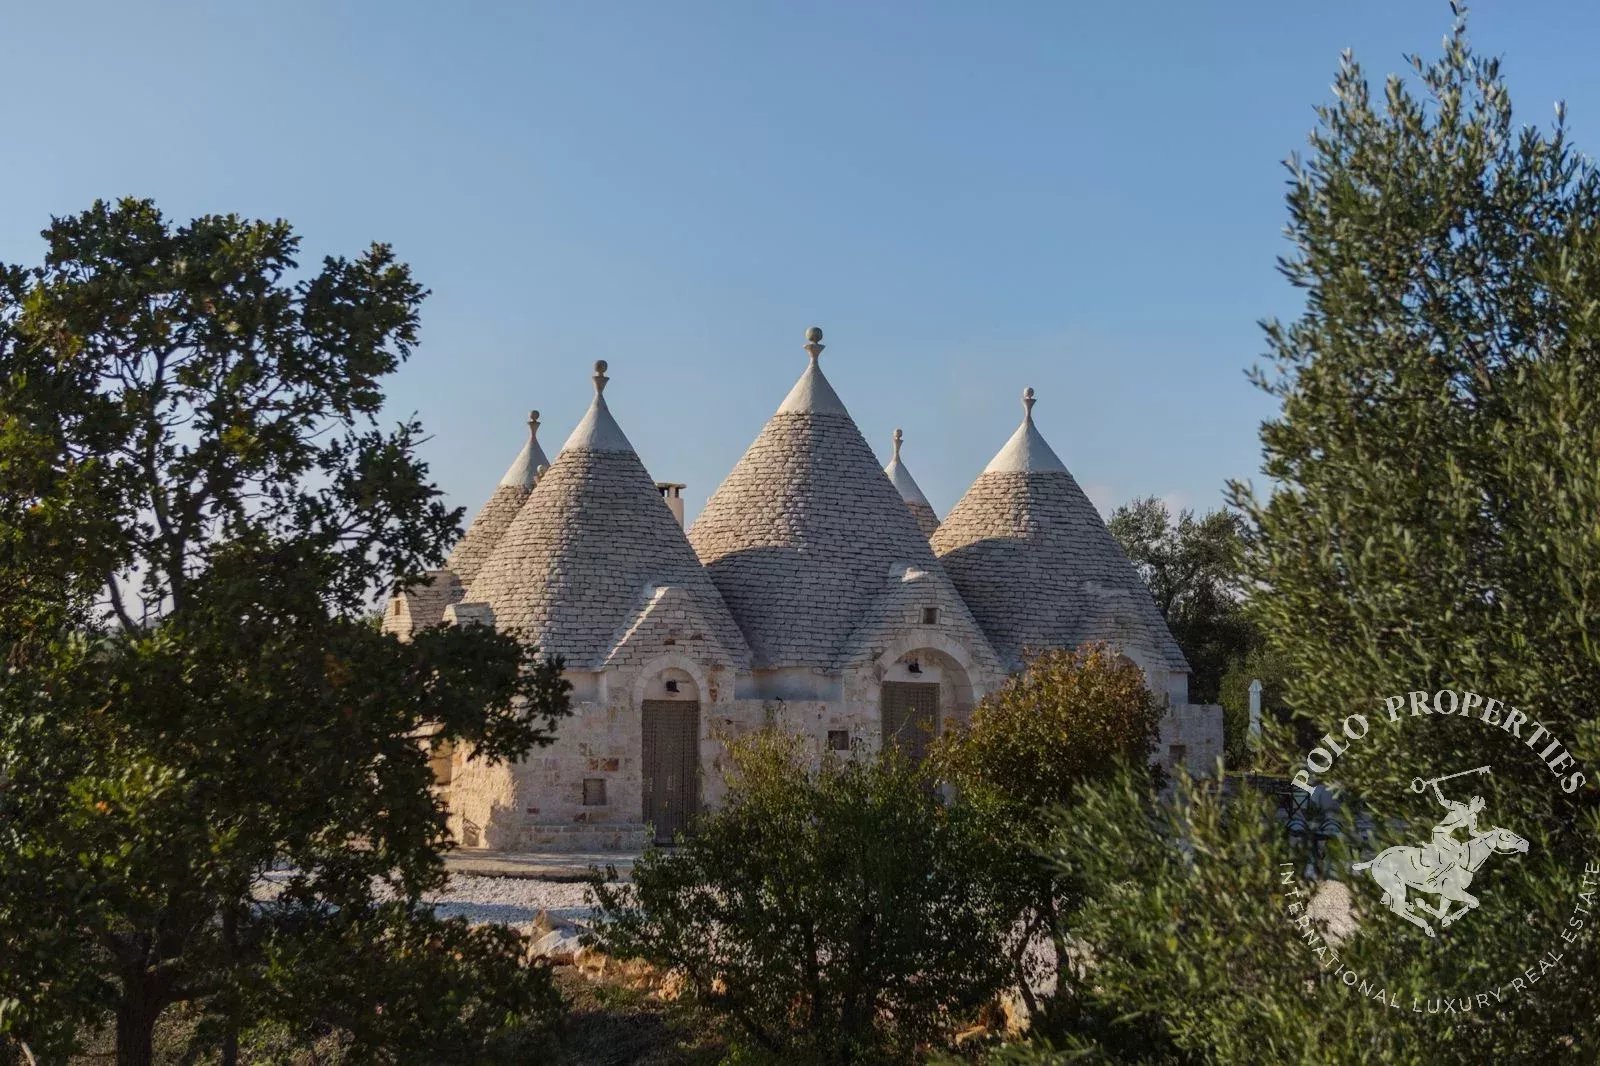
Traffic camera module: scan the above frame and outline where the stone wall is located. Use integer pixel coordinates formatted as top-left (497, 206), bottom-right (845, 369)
top-left (443, 625), bottom-right (1212, 852)
top-left (446, 628), bottom-right (1005, 851)
top-left (1158, 702), bottom-right (1225, 778)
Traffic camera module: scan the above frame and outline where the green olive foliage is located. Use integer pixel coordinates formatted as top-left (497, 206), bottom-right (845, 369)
top-left (993, 16), bottom-right (1600, 1065)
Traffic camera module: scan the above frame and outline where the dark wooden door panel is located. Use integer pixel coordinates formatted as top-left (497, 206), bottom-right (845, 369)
top-left (642, 700), bottom-right (700, 844)
top-left (881, 681), bottom-right (940, 763)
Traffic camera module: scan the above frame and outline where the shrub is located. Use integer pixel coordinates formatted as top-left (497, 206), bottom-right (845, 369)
top-left (593, 730), bottom-right (1012, 1064)
top-left (933, 644), bottom-right (1162, 1021)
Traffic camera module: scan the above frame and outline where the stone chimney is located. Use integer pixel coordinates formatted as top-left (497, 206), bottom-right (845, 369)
top-left (655, 482), bottom-right (686, 527)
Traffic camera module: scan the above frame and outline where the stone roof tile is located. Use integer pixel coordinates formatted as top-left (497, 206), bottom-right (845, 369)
top-left (465, 362), bottom-right (749, 670)
top-left (689, 328), bottom-right (996, 671)
top-left (446, 411), bottom-right (549, 587)
top-left (931, 388), bottom-right (1189, 673)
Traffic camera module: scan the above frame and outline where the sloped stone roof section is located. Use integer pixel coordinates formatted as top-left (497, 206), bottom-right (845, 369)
top-left (687, 328), bottom-right (987, 670)
top-left (381, 569), bottom-right (464, 641)
top-left (931, 388), bottom-right (1189, 674)
top-left (466, 362), bottom-right (750, 670)
top-left (884, 428), bottom-right (940, 539)
top-left (834, 562), bottom-right (1002, 676)
top-left (446, 411), bottom-right (550, 588)
top-left (602, 584), bottom-right (746, 671)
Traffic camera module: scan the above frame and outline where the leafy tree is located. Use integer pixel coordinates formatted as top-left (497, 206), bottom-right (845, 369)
top-left (989, 15), bottom-right (1600, 1064)
top-left (1107, 496), bottom-right (1255, 703)
top-left (593, 730), bottom-right (1012, 1064)
top-left (991, 18), bottom-right (1600, 1063)
top-left (0, 199), bottom-right (570, 1064)
top-left (995, 758), bottom-right (1591, 1065)
top-left (990, 772), bottom-right (1429, 1064)
top-left (934, 645), bottom-right (1161, 1023)
top-left (1230, 13), bottom-right (1600, 810)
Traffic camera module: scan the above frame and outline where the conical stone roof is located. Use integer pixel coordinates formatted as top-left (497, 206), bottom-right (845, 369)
top-left (931, 388), bottom-right (1189, 674)
top-left (446, 410), bottom-right (550, 588)
top-left (466, 362), bottom-right (750, 670)
top-left (884, 428), bottom-right (939, 539)
top-left (688, 328), bottom-right (996, 671)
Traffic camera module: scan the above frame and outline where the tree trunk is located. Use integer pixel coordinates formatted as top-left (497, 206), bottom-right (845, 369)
top-left (115, 982), bottom-right (161, 1066)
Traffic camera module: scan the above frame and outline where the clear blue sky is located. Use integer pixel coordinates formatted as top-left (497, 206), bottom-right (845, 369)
top-left (4, 3), bottom-right (1597, 525)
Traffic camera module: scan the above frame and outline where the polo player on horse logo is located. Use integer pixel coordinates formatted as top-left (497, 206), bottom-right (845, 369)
top-left (1418, 780), bottom-right (1485, 874)
top-left (1351, 766), bottom-right (1529, 938)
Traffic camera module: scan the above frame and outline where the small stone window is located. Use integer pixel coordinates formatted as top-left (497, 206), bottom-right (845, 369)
top-left (921, 607), bottom-right (939, 625)
top-left (582, 778), bottom-right (608, 806)
top-left (827, 730), bottom-right (851, 752)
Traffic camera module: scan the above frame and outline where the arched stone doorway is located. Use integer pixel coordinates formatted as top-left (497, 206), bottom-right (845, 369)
top-left (879, 646), bottom-right (977, 762)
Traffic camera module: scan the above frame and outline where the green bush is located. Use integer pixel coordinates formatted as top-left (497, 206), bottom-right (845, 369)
top-left (593, 730), bottom-right (1012, 1064)
top-left (934, 645), bottom-right (1162, 1022)
top-left (1217, 645), bottom-right (1295, 770)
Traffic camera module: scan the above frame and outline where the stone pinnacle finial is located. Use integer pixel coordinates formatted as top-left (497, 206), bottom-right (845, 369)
top-left (593, 360), bottom-right (610, 395)
top-left (528, 410), bottom-right (541, 436)
top-left (803, 326), bottom-right (825, 366)
top-left (892, 427), bottom-right (904, 462)
top-left (1022, 386), bottom-right (1036, 421)
top-left (535, 463), bottom-right (548, 481)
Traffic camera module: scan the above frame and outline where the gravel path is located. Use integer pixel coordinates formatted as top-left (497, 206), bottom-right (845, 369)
top-left (422, 874), bottom-right (595, 930)
top-left (255, 869), bottom-right (613, 933)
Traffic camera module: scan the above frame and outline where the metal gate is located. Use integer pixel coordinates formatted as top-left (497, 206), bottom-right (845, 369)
top-left (642, 700), bottom-right (700, 844)
top-left (881, 682), bottom-right (940, 763)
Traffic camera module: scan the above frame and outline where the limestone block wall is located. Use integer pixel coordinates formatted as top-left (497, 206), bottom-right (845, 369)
top-left (1158, 702), bottom-right (1224, 778)
top-left (449, 652), bottom-right (751, 852)
top-left (443, 617), bottom-right (1206, 851)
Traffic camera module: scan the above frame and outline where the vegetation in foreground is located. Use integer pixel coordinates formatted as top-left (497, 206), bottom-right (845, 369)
top-left (0, 201), bottom-right (570, 1064)
top-left (594, 730), bottom-right (1016, 1064)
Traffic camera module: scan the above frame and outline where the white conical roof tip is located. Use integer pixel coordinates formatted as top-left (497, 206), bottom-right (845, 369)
top-left (497, 404), bottom-right (552, 489)
top-left (777, 325), bottom-right (848, 415)
top-left (982, 384), bottom-right (1068, 474)
top-left (562, 358), bottom-right (636, 453)
top-left (884, 426), bottom-right (934, 511)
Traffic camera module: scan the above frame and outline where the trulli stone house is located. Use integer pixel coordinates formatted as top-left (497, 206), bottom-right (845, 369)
top-left (385, 328), bottom-right (1222, 850)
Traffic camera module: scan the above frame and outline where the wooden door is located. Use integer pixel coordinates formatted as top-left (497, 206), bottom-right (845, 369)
top-left (642, 700), bottom-right (700, 844)
top-left (881, 682), bottom-right (940, 763)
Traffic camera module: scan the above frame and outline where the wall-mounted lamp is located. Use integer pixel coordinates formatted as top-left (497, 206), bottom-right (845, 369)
top-left (665, 679), bottom-right (680, 693)
top-left (907, 660), bottom-right (922, 675)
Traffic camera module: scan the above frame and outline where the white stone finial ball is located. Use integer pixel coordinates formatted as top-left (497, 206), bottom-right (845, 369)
top-left (805, 326), bottom-right (823, 343)
top-left (595, 360), bottom-right (608, 375)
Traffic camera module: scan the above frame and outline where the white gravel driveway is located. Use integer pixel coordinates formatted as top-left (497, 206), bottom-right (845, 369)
top-left (422, 873), bottom-right (595, 930)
